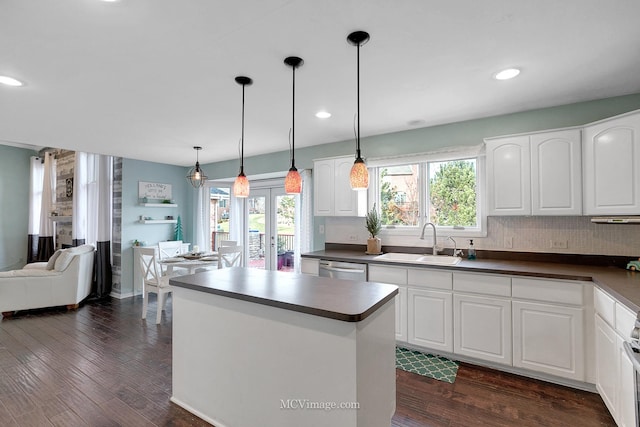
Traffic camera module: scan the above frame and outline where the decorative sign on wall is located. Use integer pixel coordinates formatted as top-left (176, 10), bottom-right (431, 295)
top-left (138, 181), bottom-right (172, 201)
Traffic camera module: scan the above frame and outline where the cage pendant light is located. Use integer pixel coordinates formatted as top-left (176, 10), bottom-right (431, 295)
top-left (284, 56), bottom-right (304, 194)
top-left (233, 76), bottom-right (253, 198)
top-left (347, 30), bottom-right (370, 191)
top-left (186, 146), bottom-right (208, 188)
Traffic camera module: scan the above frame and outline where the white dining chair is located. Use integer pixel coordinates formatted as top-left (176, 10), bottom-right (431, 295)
top-left (158, 240), bottom-right (184, 259)
top-left (219, 240), bottom-right (237, 248)
top-left (138, 247), bottom-right (172, 324)
top-left (217, 245), bottom-right (243, 269)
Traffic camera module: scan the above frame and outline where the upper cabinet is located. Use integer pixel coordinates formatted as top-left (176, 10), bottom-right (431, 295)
top-left (486, 129), bottom-right (582, 216)
top-left (313, 156), bottom-right (367, 217)
top-left (583, 111), bottom-right (640, 215)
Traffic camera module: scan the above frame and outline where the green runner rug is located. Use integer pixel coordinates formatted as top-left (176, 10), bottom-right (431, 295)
top-left (396, 346), bottom-right (459, 383)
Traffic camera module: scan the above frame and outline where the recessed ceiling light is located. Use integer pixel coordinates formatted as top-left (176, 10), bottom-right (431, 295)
top-left (315, 111), bottom-right (331, 119)
top-left (494, 68), bottom-right (521, 80)
top-left (0, 76), bottom-right (24, 87)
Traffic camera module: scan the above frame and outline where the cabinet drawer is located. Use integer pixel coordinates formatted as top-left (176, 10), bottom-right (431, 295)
top-left (594, 287), bottom-right (616, 326)
top-left (368, 265), bottom-right (407, 285)
top-left (616, 303), bottom-right (636, 338)
top-left (512, 277), bottom-right (585, 305)
top-left (453, 272), bottom-right (511, 297)
top-left (407, 268), bottom-right (452, 290)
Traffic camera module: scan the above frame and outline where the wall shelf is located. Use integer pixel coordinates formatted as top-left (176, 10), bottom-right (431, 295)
top-left (138, 219), bottom-right (177, 224)
top-left (140, 203), bottom-right (178, 208)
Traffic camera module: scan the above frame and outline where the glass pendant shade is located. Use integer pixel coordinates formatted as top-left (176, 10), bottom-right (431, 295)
top-left (285, 167), bottom-right (302, 194)
top-left (187, 147), bottom-right (208, 188)
top-left (233, 172), bottom-right (250, 198)
top-left (350, 158), bottom-right (369, 190)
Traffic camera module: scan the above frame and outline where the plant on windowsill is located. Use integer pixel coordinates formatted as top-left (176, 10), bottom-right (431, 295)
top-left (365, 204), bottom-right (382, 254)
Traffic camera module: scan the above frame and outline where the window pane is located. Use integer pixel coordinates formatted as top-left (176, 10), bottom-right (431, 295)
top-left (210, 186), bottom-right (231, 248)
top-left (428, 159), bottom-right (477, 227)
top-left (379, 165), bottom-right (419, 226)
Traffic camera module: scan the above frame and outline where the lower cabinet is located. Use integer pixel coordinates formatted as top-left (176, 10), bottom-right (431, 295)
top-left (395, 287), bottom-right (408, 342)
top-left (618, 335), bottom-right (637, 427)
top-left (408, 288), bottom-right (453, 352)
top-left (595, 314), bottom-right (620, 421)
top-left (453, 293), bottom-right (512, 365)
top-left (513, 301), bottom-right (584, 380)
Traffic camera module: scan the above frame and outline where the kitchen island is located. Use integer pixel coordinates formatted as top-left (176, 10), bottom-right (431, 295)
top-left (169, 267), bottom-right (398, 427)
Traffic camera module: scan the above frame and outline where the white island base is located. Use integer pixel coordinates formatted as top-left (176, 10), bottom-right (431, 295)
top-left (170, 284), bottom-right (396, 427)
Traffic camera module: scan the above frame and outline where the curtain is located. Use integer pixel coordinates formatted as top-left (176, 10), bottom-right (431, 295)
top-left (229, 193), bottom-right (247, 266)
top-left (73, 153), bottom-right (113, 298)
top-left (294, 169), bottom-right (313, 273)
top-left (36, 153), bottom-right (56, 261)
top-left (72, 152), bottom-right (88, 246)
top-left (194, 186), bottom-right (209, 251)
top-left (27, 156), bottom-right (44, 263)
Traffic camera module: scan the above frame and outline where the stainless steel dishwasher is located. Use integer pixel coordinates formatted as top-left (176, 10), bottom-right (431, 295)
top-left (318, 260), bottom-right (367, 281)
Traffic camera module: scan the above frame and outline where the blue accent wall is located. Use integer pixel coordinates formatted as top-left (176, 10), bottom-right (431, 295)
top-left (0, 145), bottom-right (35, 270)
top-left (120, 158), bottom-right (193, 296)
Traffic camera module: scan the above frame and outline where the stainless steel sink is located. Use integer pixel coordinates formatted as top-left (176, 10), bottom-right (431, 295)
top-left (373, 253), bottom-right (461, 266)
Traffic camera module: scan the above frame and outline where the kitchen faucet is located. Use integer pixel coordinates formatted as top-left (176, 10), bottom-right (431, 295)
top-left (447, 236), bottom-right (464, 257)
top-left (419, 222), bottom-right (439, 255)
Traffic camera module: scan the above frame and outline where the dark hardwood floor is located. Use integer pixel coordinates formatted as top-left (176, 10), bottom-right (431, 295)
top-left (0, 296), bottom-right (616, 426)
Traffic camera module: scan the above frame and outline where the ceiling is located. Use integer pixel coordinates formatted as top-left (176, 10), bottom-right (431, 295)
top-left (2, 0), bottom-right (640, 167)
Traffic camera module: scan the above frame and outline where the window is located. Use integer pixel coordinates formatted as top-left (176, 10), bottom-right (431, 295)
top-left (369, 148), bottom-right (485, 237)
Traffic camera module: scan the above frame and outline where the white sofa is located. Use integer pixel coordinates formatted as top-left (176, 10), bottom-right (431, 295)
top-left (0, 244), bottom-right (95, 316)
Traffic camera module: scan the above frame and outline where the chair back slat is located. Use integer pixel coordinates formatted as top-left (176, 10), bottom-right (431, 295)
top-left (158, 240), bottom-right (184, 259)
top-left (217, 245), bottom-right (243, 269)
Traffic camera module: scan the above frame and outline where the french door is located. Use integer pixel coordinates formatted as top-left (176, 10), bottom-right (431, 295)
top-left (247, 187), bottom-right (297, 272)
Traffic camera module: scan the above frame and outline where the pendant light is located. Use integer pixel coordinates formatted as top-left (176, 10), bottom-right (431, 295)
top-left (186, 146), bottom-right (208, 188)
top-left (284, 56), bottom-right (303, 194)
top-left (233, 76), bottom-right (253, 198)
top-left (347, 30), bottom-right (370, 191)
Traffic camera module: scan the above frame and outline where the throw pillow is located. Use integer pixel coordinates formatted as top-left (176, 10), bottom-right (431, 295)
top-left (54, 249), bottom-right (75, 272)
top-left (46, 249), bottom-right (63, 270)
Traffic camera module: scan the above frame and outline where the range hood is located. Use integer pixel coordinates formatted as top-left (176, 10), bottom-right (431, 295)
top-left (591, 216), bottom-right (640, 224)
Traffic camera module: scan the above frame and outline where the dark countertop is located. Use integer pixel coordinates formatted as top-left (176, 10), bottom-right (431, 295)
top-left (169, 266), bottom-right (398, 322)
top-left (302, 249), bottom-right (640, 313)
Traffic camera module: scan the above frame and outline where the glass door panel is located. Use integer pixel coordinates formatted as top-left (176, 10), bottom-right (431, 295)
top-left (247, 190), bottom-right (269, 270)
top-left (275, 190), bottom-right (296, 272)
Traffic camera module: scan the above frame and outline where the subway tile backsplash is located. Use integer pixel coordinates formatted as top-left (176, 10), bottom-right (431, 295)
top-left (324, 216), bottom-right (640, 257)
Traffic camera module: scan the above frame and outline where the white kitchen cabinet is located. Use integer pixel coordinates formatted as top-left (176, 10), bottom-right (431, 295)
top-left (408, 288), bottom-right (453, 352)
top-left (486, 129), bottom-right (582, 216)
top-left (512, 301), bottom-right (584, 380)
top-left (486, 135), bottom-right (531, 215)
top-left (530, 129), bottom-right (582, 215)
top-left (300, 258), bottom-right (319, 276)
top-left (583, 110), bottom-right (640, 215)
top-left (453, 293), bottom-right (512, 365)
top-left (595, 314), bottom-right (619, 420)
top-left (395, 287), bottom-right (408, 342)
top-left (313, 156), bottom-right (367, 216)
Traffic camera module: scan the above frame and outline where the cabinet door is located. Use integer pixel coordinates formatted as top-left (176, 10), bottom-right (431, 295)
top-left (530, 129), bottom-right (582, 215)
top-left (618, 335), bottom-right (637, 427)
top-left (453, 294), bottom-right (512, 365)
top-left (595, 314), bottom-right (619, 419)
top-left (313, 159), bottom-right (334, 216)
top-left (395, 287), bottom-right (408, 342)
top-left (583, 111), bottom-right (640, 215)
top-left (486, 136), bottom-right (531, 215)
top-left (300, 258), bottom-right (319, 276)
top-left (408, 288), bottom-right (453, 352)
top-left (334, 157), bottom-right (366, 216)
top-left (512, 301), bottom-right (585, 380)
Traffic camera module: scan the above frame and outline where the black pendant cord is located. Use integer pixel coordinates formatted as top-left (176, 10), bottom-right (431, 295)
top-left (291, 64), bottom-right (296, 170)
top-left (356, 41), bottom-right (361, 160)
top-left (240, 82), bottom-right (245, 175)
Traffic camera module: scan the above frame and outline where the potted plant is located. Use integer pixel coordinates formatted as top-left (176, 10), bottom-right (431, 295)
top-left (365, 204), bottom-right (382, 254)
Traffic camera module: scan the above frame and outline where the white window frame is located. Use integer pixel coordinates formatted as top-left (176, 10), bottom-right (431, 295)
top-left (367, 145), bottom-right (487, 238)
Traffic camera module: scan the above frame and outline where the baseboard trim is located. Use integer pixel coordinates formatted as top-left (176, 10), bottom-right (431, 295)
top-left (110, 291), bottom-right (134, 299)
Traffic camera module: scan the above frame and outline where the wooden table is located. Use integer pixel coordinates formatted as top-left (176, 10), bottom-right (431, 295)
top-left (169, 267), bottom-right (398, 427)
